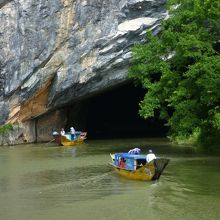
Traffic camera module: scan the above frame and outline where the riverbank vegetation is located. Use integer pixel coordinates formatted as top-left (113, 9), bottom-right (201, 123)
top-left (129, 0), bottom-right (220, 149)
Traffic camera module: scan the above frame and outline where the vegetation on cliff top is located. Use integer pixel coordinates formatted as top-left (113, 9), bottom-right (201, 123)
top-left (129, 0), bottom-right (220, 148)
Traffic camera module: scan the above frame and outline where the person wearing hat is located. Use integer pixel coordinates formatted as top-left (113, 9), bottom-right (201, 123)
top-left (52, 128), bottom-right (59, 136)
top-left (146, 149), bottom-right (156, 163)
top-left (70, 127), bottom-right (76, 140)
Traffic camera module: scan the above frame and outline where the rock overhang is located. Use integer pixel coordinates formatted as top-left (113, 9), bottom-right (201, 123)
top-left (0, 0), bottom-right (167, 127)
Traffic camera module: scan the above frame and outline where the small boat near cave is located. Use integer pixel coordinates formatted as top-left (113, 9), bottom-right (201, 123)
top-left (53, 132), bottom-right (87, 146)
top-left (108, 153), bottom-right (169, 181)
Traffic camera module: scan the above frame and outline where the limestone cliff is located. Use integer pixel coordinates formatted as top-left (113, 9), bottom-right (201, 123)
top-left (0, 0), bottom-right (166, 143)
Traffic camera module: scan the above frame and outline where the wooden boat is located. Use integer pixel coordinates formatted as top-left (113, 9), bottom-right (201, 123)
top-left (108, 153), bottom-right (169, 181)
top-left (53, 132), bottom-right (87, 146)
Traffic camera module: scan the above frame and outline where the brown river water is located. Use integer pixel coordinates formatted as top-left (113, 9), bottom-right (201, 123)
top-left (0, 138), bottom-right (220, 220)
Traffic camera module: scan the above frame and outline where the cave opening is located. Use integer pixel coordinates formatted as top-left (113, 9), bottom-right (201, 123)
top-left (65, 82), bottom-right (169, 139)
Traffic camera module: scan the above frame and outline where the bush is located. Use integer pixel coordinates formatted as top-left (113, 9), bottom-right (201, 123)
top-left (0, 124), bottom-right (13, 134)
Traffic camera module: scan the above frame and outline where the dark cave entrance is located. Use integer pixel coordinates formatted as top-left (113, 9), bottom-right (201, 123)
top-left (66, 82), bottom-right (168, 139)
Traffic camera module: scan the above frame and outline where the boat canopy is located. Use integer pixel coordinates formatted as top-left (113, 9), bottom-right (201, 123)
top-left (115, 153), bottom-right (146, 160)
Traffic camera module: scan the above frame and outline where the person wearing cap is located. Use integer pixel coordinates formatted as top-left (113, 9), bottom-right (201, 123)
top-left (70, 127), bottom-right (76, 140)
top-left (146, 149), bottom-right (156, 163)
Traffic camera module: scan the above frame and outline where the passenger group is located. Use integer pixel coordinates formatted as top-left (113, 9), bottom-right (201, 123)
top-left (118, 148), bottom-right (156, 169)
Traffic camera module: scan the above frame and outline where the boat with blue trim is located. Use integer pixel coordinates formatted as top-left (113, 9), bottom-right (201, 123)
top-left (108, 152), bottom-right (169, 181)
top-left (53, 132), bottom-right (87, 146)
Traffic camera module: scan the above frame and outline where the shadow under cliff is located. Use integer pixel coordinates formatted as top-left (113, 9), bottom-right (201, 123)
top-left (65, 82), bottom-right (168, 139)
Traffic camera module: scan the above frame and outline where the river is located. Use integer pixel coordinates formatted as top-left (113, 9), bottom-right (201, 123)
top-left (0, 138), bottom-right (219, 220)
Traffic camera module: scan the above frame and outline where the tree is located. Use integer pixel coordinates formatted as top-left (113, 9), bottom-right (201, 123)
top-left (129, 0), bottom-right (220, 146)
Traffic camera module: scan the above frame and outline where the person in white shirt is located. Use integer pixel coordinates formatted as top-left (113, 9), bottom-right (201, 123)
top-left (60, 128), bottom-right (65, 136)
top-left (146, 149), bottom-right (156, 163)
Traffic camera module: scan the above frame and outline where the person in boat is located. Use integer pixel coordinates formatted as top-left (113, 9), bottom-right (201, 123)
top-left (80, 132), bottom-right (87, 139)
top-left (128, 147), bottom-right (141, 155)
top-left (119, 157), bottom-right (126, 168)
top-left (60, 128), bottom-right (66, 136)
top-left (52, 128), bottom-right (59, 136)
top-left (146, 149), bottom-right (156, 163)
top-left (70, 127), bottom-right (76, 140)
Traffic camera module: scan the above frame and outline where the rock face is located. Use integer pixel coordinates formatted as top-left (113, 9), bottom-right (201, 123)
top-left (0, 0), bottom-right (166, 143)
top-left (0, 124), bottom-right (26, 145)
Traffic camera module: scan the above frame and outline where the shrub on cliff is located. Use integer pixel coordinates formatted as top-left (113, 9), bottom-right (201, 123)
top-left (0, 124), bottom-right (13, 134)
top-left (129, 0), bottom-right (220, 147)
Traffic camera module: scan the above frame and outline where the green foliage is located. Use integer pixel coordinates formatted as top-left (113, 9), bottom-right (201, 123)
top-left (129, 0), bottom-right (220, 146)
top-left (0, 124), bottom-right (13, 134)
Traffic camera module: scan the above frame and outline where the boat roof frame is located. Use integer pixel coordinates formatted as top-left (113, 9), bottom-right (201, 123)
top-left (115, 153), bottom-right (146, 160)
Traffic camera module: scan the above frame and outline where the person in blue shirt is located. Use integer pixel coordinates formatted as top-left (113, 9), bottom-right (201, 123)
top-left (70, 127), bottom-right (76, 140)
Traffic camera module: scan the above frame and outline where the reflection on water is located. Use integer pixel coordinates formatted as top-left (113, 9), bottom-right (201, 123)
top-left (0, 138), bottom-right (220, 220)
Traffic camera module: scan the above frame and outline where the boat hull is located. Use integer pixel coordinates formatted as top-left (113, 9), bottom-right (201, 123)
top-left (60, 135), bottom-right (85, 146)
top-left (108, 158), bottom-right (169, 181)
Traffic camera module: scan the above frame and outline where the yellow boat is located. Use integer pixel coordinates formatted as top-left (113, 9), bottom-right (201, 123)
top-left (60, 135), bottom-right (85, 146)
top-left (108, 153), bottom-right (169, 181)
top-left (53, 132), bottom-right (87, 146)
